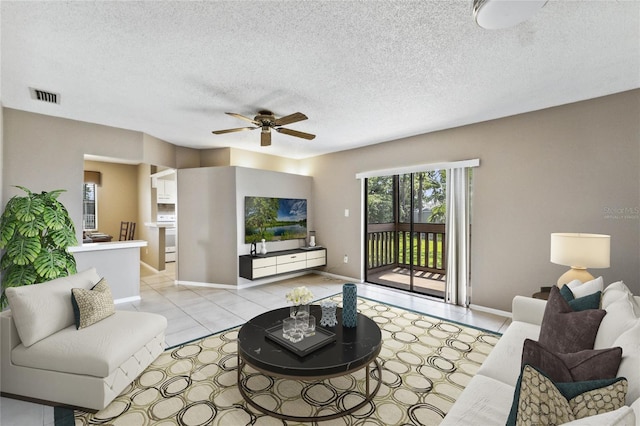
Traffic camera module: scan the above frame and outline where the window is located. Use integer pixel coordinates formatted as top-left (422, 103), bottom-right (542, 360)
top-left (83, 183), bottom-right (97, 231)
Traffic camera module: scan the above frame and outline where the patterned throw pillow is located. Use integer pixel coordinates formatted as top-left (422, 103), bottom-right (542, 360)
top-left (71, 278), bottom-right (115, 329)
top-left (507, 365), bottom-right (628, 426)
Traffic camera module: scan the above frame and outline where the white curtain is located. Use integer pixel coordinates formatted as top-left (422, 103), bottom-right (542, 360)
top-left (445, 167), bottom-right (471, 307)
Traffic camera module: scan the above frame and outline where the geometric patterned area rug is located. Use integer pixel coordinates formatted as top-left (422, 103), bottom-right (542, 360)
top-left (74, 295), bottom-right (500, 425)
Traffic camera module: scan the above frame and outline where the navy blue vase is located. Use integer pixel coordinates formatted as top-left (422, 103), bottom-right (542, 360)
top-left (342, 283), bottom-right (358, 327)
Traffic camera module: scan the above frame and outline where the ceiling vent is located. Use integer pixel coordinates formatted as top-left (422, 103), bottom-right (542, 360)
top-left (29, 87), bottom-right (60, 104)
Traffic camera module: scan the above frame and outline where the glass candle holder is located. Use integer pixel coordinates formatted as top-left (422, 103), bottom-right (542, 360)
top-left (320, 300), bottom-right (338, 327)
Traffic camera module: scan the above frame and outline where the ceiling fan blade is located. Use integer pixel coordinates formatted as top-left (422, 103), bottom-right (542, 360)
top-left (261, 129), bottom-right (271, 146)
top-left (274, 112), bottom-right (308, 126)
top-left (275, 127), bottom-right (316, 140)
top-left (212, 127), bottom-right (256, 135)
top-left (226, 112), bottom-right (261, 126)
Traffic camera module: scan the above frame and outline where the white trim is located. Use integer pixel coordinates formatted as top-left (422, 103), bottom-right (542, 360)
top-left (114, 295), bottom-right (141, 304)
top-left (177, 271), bottom-right (361, 290)
top-left (68, 240), bottom-right (147, 253)
top-left (469, 303), bottom-right (512, 318)
top-left (314, 271), bottom-right (361, 283)
top-left (355, 159), bottom-right (480, 179)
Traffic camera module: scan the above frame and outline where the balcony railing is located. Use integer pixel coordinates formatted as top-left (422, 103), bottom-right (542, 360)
top-left (367, 223), bottom-right (446, 274)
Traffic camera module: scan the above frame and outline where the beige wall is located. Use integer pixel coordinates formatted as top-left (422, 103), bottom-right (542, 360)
top-left (2, 109), bottom-right (143, 241)
top-left (304, 90), bottom-right (640, 311)
top-left (176, 166), bottom-right (313, 286)
top-left (2, 109), bottom-right (195, 247)
top-left (83, 160), bottom-right (139, 239)
top-left (201, 146), bottom-right (303, 175)
top-left (177, 166), bottom-right (238, 285)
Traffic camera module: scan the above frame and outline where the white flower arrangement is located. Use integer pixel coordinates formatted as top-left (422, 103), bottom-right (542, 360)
top-left (285, 286), bottom-right (314, 306)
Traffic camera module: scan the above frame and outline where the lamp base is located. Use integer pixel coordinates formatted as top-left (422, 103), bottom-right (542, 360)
top-left (556, 268), bottom-right (595, 287)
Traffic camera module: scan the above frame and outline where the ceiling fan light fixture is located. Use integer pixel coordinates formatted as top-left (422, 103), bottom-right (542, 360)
top-left (212, 109), bottom-right (315, 147)
top-left (473, 0), bottom-right (548, 30)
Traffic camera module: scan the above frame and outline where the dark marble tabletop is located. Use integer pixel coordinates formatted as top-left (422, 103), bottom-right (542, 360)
top-left (238, 305), bottom-right (382, 377)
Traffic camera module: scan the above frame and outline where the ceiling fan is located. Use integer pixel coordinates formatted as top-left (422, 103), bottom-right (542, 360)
top-left (212, 110), bottom-right (316, 147)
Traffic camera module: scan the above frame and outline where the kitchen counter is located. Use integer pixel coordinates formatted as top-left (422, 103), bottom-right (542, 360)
top-left (69, 240), bottom-right (147, 253)
top-left (144, 222), bottom-right (175, 228)
top-left (68, 240), bottom-right (147, 303)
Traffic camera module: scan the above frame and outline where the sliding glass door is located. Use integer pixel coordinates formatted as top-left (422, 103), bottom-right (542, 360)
top-left (365, 171), bottom-right (446, 298)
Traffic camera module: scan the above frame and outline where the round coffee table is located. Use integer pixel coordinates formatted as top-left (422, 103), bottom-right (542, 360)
top-left (237, 305), bottom-right (382, 422)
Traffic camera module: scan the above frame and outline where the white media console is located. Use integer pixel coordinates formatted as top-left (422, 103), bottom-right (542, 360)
top-left (239, 247), bottom-right (327, 280)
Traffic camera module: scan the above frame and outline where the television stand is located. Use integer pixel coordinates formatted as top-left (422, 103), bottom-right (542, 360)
top-left (239, 247), bottom-right (327, 280)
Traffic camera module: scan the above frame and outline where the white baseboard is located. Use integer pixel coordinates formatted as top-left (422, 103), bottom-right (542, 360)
top-left (139, 261), bottom-right (161, 274)
top-left (313, 270), bottom-right (361, 283)
top-left (176, 271), bottom-right (312, 290)
top-left (115, 295), bottom-right (141, 304)
top-left (469, 303), bottom-right (512, 318)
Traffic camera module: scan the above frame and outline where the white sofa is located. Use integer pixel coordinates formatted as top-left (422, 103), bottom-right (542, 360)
top-left (442, 279), bottom-right (640, 426)
top-left (0, 268), bottom-right (167, 411)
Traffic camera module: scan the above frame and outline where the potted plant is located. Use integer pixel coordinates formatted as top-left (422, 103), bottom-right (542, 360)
top-left (0, 186), bottom-right (78, 308)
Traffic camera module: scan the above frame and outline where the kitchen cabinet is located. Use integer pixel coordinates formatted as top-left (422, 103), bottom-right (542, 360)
top-left (156, 179), bottom-right (176, 204)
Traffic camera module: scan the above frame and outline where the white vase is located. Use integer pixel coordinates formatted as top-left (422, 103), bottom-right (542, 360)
top-left (260, 239), bottom-right (267, 255)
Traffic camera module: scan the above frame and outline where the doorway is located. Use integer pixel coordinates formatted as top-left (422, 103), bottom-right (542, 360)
top-left (365, 171), bottom-right (446, 298)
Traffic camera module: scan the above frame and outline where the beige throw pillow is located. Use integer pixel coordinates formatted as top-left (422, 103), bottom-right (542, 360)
top-left (71, 278), bottom-right (115, 329)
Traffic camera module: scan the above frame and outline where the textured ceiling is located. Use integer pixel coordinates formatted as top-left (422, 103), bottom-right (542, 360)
top-left (1, 1), bottom-right (639, 159)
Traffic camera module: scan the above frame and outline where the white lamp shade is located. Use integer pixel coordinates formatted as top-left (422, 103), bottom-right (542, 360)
top-left (473, 0), bottom-right (548, 30)
top-left (550, 233), bottom-right (610, 269)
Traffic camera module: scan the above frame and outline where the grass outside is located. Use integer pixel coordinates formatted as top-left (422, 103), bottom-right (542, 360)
top-left (369, 234), bottom-right (444, 269)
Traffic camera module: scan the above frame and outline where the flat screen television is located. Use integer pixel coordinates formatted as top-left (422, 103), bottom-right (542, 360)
top-left (244, 196), bottom-right (307, 243)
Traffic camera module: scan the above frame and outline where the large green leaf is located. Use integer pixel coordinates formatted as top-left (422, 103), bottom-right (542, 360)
top-left (47, 226), bottom-right (78, 248)
top-left (34, 251), bottom-right (67, 280)
top-left (3, 264), bottom-right (38, 287)
top-left (6, 235), bottom-right (41, 265)
top-left (42, 205), bottom-right (68, 231)
top-left (18, 216), bottom-right (46, 237)
top-left (44, 189), bottom-right (65, 201)
top-left (62, 251), bottom-right (77, 274)
top-left (0, 221), bottom-right (16, 248)
top-left (13, 196), bottom-right (45, 223)
top-left (0, 264), bottom-right (38, 308)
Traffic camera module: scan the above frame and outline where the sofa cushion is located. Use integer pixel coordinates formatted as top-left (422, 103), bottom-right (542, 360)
top-left (11, 310), bottom-right (167, 377)
top-left (507, 365), bottom-right (628, 426)
top-left (440, 374), bottom-right (516, 426)
top-left (610, 321), bottom-right (640, 405)
top-left (476, 321), bottom-right (541, 387)
top-left (71, 278), bottom-right (115, 329)
top-left (5, 268), bottom-right (101, 347)
top-left (539, 286), bottom-right (606, 354)
top-left (562, 406), bottom-right (636, 425)
top-left (595, 293), bottom-right (640, 350)
top-left (601, 281), bottom-right (633, 309)
top-left (521, 339), bottom-right (622, 383)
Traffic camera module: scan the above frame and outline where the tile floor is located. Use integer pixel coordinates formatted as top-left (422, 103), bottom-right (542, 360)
top-left (0, 263), bottom-right (510, 425)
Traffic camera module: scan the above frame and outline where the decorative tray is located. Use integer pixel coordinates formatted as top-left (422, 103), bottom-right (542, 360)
top-left (265, 324), bottom-right (336, 357)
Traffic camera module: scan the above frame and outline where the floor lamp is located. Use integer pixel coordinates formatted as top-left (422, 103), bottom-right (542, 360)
top-left (550, 233), bottom-right (610, 287)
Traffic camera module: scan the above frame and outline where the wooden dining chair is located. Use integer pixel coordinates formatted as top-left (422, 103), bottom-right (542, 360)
top-left (119, 221), bottom-right (129, 241)
top-left (127, 222), bottom-right (136, 240)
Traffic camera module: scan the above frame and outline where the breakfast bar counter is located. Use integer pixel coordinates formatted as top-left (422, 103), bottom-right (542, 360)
top-left (68, 240), bottom-right (147, 302)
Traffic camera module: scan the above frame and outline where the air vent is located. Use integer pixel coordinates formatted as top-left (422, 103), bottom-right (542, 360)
top-left (29, 87), bottom-right (60, 104)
